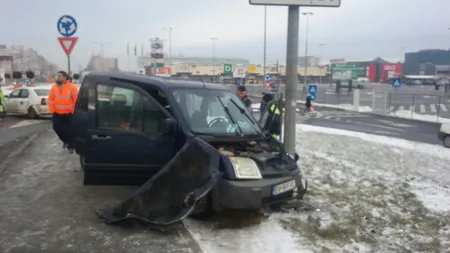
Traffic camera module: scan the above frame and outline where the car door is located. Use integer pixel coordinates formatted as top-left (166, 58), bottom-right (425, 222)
top-left (17, 89), bottom-right (31, 114)
top-left (97, 136), bottom-right (222, 230)
top-left (81, 78), bottom-right (177, 181)
top-left (5, 89), bottom-right (20, 113)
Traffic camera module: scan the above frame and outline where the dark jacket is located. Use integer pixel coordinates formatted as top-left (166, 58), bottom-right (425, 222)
top-left (306, 96), bottom-right (312, 107)
top-left (241, 95), bottom-right (252, 110)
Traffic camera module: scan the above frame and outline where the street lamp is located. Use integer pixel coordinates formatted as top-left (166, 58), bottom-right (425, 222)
top-left (211, 37), bottom-right (218, 83)
top-left (318, 43), bottom-right (325, 84)
top-left (162, 27), bottom-right (173, 67)
top-left (302, 12), bottom-right (313, 93)
top-left (93, 41), bottom-right (113, 71)
top-left (263, 6), bottom-right (267, 82)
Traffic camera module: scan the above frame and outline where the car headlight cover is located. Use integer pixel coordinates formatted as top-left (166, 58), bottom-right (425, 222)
top-left (229, 157), bottom-right (262, 179)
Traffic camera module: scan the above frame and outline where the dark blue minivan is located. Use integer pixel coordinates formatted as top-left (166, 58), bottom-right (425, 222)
top-left (71, 72), bottom-right (307, 228)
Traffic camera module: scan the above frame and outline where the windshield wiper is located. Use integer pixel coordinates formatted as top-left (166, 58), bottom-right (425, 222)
top-left (229, 99), bottom-right (262, 134)
top-left (217, 96), bottom-right (242, 136)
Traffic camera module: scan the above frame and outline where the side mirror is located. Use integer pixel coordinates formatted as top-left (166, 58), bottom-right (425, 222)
top-left (159, 118), bottom-right (177, 135)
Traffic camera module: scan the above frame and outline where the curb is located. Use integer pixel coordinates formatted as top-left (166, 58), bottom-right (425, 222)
top-left (0, 131), bottom-right (42, 175)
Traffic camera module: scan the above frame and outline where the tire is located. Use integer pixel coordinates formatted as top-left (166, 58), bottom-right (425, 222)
top-left (0, 110), bottom-right (5, 118)
top-left (27, 107), bottom-right (38, 119)
top-left (189, 194), bottom-right (214, 219)
top-left (79, 155), bottom-right (86, 170)
top-left (443, 136), bottom-right (450, 148)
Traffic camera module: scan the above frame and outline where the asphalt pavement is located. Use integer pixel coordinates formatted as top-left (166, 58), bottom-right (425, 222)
top-left (0, 129), bottom-right (203, 253)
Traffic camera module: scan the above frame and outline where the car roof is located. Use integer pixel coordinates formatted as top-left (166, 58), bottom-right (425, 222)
top-left (86, 72), bottom-right (230, 91)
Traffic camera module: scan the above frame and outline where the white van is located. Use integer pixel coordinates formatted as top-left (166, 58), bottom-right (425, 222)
top-left (438, 123), bottom-right (450, 148)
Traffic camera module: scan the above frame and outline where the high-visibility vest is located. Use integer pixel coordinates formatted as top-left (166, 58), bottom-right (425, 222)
top-left (48, 81), bottom-right (79, 114)
top-left (270, 104), bottom-right (280, 115)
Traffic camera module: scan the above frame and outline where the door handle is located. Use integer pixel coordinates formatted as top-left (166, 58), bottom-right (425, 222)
top-left (91, 135), bottom-right (111, 140)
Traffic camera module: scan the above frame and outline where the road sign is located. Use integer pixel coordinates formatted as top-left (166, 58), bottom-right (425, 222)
top-left (392, 78), bottom-right (402, 88)
top-left (332, 64), bottom-right (359, 80)
top-left (265, 82), bottom-right (271, 89)
top-left (224, 64), bottom-right (232, 74)
top-left (57, 15), bottom-right (78, 37)
top-left (308, 84), bottom-right (317, 100)
top-left (58, 37), bottom-right (78, 56)
top-left (265, 74), bottom-right (271, 82)
top-left (233, 68), bottom-right (245, 78)
top-left (249, 0), bottom-right (340, 7)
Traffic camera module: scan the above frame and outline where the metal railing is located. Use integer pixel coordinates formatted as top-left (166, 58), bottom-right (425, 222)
top-left (372, 90), bottom-right (450, 122)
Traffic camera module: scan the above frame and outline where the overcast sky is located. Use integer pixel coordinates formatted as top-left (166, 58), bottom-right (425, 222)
top-left (1, 0), bottom-right (450, 71)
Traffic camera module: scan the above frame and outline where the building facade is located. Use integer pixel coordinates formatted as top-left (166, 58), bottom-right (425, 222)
top-left (404, 49), bottom-right (450, 75)
top-left (85, 54), bottom-right (119, 72)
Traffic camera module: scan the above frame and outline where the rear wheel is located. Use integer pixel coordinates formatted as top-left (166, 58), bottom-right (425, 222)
top-left (27, 107), bottom-right (38, 119)
top-left (443, 136), bottom-right (450, 148)
top-left (190, 194), bottom-right (214, 219)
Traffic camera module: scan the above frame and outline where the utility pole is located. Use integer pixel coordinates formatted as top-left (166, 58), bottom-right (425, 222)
top-left (211, 37), bottom-right (218, 83)
top-left (263, 5), bottom-right (267, 84)
top-left (276, 60), bottom-right (279, 86)
top-left (162, 27), bottom-right (173, 68)
top-left (302, 12), bottom-right (313, 94)
top-left (284, 6), bottom-right (300, 155)
top-left (93, 41), bottom-right (112, 71)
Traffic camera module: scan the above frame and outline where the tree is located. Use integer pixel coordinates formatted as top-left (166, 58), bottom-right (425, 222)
top-left (12, 71), bottom-right (22, 79)
top-left (4, 73), bottom-right (11, 79)
top-left (73, 73), bottom-right (80, 80)
top-left (25, 70), bottom-right (35, 79)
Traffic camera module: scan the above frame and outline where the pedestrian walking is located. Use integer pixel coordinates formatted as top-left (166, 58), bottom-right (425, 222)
top-left (305, 94), bottom-right (312, 113)
top-left (48, 71), bottom-right (79, 153)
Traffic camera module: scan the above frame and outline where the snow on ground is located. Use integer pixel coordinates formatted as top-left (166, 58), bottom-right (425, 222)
top-left (187, 124), bottom-right (450, 253)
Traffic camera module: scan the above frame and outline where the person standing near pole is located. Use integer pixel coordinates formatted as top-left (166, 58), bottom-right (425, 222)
top-left (48, 71), bottom-right (79, 152)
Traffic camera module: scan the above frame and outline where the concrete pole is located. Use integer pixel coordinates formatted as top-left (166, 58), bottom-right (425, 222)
top-left (263, 5), bottom-right (267, 84)
top-left (283, 6), bottom-right (300, 155)
top-left (211, 37), bottom-right (218, 82)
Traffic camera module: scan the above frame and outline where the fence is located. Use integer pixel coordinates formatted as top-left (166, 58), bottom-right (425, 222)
top-left (371, 90), bottom-right (450, 122)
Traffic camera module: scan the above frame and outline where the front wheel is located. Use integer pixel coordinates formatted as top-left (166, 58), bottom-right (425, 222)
top-left (79, 155), bottom-right (86, 170)
top-left (443, 136), bottom-right (450, 148)
top-left (190, 194), bottom-right (214, 219)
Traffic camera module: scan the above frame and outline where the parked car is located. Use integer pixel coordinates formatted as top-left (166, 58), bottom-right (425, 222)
top-left (438, 123), bottom-right (450, 148)
top-left (72, 72), bottom-right (307, 226)
top-left (4, 86), bottom-right (51, 119)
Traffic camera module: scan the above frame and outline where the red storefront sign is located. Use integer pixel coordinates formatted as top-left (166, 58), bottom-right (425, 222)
top-left (381, 63), bottom-right (402, 81)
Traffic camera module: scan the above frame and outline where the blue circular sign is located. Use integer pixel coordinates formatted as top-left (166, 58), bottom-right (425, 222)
top-left (57, 15), bottom-right (78, 37)
top-left (265, 74), bottom-right (271, 82)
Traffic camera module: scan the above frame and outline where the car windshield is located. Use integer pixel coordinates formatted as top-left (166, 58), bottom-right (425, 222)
top-left (172, 88), bottom-right (263, 136)
top-left (34, 89), bottom-right (50, 96)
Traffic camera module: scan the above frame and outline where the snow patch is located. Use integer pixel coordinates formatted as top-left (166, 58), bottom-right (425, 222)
top-left (390, 109), bottom-right (450, 123)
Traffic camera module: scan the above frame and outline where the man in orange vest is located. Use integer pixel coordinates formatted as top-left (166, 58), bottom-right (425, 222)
top-left (48, 71), bottom-right (79, 152)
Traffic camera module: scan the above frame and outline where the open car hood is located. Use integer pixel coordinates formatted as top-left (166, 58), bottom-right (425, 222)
top-left (97, 137), bottom-right (222, 231)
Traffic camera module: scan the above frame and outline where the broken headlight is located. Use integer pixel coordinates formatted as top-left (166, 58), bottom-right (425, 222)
top-left (229, 157), bottom-right (262, 179)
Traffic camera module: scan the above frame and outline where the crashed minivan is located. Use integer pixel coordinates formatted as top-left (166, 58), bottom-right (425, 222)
top-left (71, 72), bottom-right (307, 228)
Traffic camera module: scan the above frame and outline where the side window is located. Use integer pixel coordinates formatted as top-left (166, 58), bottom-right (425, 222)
top-left (95, 83), bottom-right (166, 134)
top-left (19, 89), bottom-right (29, 98)
top-left (76, 78), bottom-right (89, 112)
top-left (9, 90), bottom-right (20, 98)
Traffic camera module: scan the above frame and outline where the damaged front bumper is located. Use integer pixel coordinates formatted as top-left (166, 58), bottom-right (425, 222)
top-left (214, 174), bottom-right (307, 210)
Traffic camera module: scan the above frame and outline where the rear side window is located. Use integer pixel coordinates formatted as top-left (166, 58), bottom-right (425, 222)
top-left (76, 77), bottom-right (90, 112)
top-left (34, 89), bottom-right (50, 96)
top-left (18, 89), bottom-right (29, 98)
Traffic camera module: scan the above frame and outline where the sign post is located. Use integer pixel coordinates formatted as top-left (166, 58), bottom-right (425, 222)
top-left (249, 0), bottom-right (341, 155)
top-left (391, 78), bottom-right (402, 116)
top-left (57, 15), bottom-right (78, 75)
top-left (223, 64), bottom-right (233, 74)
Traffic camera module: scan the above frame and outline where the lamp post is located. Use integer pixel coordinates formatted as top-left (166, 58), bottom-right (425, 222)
top-left (302, 12), bottom-right (313, 93)
top-left (162, 27), bottom-right (173, 68)
top-left (319, 43), bottom-right (325, 84)
top-left (93, 41), bottom-right (113, 71)
top-left (263, 5), bottom-right (267, 83)
top-left (211, 37), bottom-right (218, 82)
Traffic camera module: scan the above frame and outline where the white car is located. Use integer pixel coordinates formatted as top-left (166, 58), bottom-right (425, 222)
top-left (439, 123), bottom-right (450, 148)
top-left (4, 87), bottom-right (51, 119)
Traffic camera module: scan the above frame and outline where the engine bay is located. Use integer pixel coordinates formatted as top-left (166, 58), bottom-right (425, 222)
top-left (210, 138), bottom-right (298, 177)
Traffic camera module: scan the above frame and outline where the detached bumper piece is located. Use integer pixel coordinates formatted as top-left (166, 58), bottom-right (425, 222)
top-left (97, 137), bottom-right (222, 231)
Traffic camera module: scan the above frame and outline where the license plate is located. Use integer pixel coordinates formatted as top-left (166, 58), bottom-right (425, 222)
top-left (272, 180), bottom-right (296, 196)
